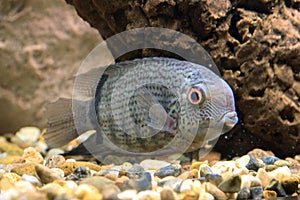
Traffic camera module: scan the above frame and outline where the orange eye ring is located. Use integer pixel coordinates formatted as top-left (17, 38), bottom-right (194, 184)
top-left (188, 87), bottom-right (205, 105)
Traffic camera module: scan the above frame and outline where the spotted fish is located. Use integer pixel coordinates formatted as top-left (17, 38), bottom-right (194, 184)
top-left (44, 57), bottom-right (238, 159)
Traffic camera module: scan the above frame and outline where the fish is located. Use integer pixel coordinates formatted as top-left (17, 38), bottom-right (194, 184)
top-left (44, 57), bottom-right (238, 161)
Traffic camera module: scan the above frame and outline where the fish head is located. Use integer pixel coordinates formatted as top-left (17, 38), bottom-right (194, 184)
top-left (185, 68), bottom-right (238, 142)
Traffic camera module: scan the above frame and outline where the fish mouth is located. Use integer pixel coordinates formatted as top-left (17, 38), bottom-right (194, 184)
top-left (221, 111), bottom-right (238, 133)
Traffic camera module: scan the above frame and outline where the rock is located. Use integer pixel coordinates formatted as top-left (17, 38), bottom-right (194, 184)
top-left (126, 164), bottom-right (145, 179)
top-left (75, 184), bottom-right (103, 200)
top-left (21, 174), bottom-right (42, 187)
top-left (140, 159), bottom-right (171, 170)
top-left (122, 172), bottom-right (152, 191)
top-left (73, 166), bottom-right (91, 179)
top-left (205, 173), bottom-right (223, 186)
top-left (40, 183), bottom-right (65, 199)
top-left (192, 180), bottom-right (203, 195)
top-left (198, 192), bottom-right (215, 200)
top-left (13, 127), bottom-right (41, 147)
top-left (59, 161), bottom-right (101, 176)
top-left (158, 178), bottom-right (182, 192)
top-left (102, 185), bottom-right (120, 200)
top-left (190, 161), bottom-right (207, 170)
top-left (264, 164), bottom-right (278, 172)
top-left (241, 174), bottom-right (261, 189)
top-left (115, 176), bottom-right (130, 188)
top-left (160, 188), bottom-right (177, 200)
top-left (218, 175), bottom-right (241, 193)
top-left (237, 186), bottom-right (251, 200)
top-left (281, 176), bottom-right (300, 194)
top-left (205, 182), bottom-right (227, 200)
top-left (261, 156), bottom-right (279, 165)
top-left (265, 179), bottom-right (287, 197)
top-left (249, 186), bottom-right (263, 200)
top-left (0, 141), bottom-right (23, 156)
top-left (236, 155), bottom-right (263, 171)
top-left (34, 141), bottom-right (48, 154)
top-left (198, 164), bottom-right (213, 177)
top-left (268, 166), bottom-right (292, 181)
top-left (134, 190), bottom-right (160, 200)
top-left (154, 164), bottom-right (181, 178)
top-left (3, 180), bottom-right (47, 200)
top-left (19, 147), bottom-right (44, 164)
top-left (11, 163), bottom-right (36, 176)
top-left (211, 161), bottom-right (248, 180)
top-left (35, 164), bottom-right (63, 184)
top-left (0, 155), bottom-right (22, 164)
top-left (0, 0), bottom-right (101, 134)
top-left (104, 173), bottom-right (118, 181)
top-left (117, 189), bottom-right (138, 200)
top-left (0, 172), bottom-right (21, 190)
top-left (274, 160), bottom-right (291, 167)
top-left (263, 190), bottom-right (277, 199)
top-left (80, 176), bottom-right (115, 192)
top-left (178, 169), bottom-right (198, 180)
top-left (247, 149), bottom-right (275, 159)
top-left (45, 154), bottom-right (65, 168)
top-left (179, 179), bottom-right (193, 193)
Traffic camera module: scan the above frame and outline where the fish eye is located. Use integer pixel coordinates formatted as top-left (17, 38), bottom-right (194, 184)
top-left (188, 87), bottom-right (205, 105)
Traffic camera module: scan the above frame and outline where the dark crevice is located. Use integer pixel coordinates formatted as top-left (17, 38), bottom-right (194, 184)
top-left (249, 88), bottom-right (265, 97)
top-left (228, 13), bottom-right (243, 43)
top-left (279, 107), bottom-right (295, 122)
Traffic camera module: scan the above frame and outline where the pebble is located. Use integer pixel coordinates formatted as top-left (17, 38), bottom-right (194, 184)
top-left (268, 166), bottom-right (291, 181)
top-left (135, 190), bottom-right (161, 200)
top-left (0, 141), bottom-right (23, 156)
top-left (20, 147), bottom-right (44, 164)
top-left (247, 148), bottom-right (274, 159)
top-left (0, 172), bottom-right (21, 190)
top-left (205, 173), bottom-right (223, 186)
top-left (249, 186), bottom-right (263, 199)
top-left (122, 172), bottom-right (152, 191)
top-left (11, 163), bottom-right (36, 176)
top-left (198, 164), bottom-right (213, 177)
top-left (261, 156), bottom-right (279, 165)
top-left (205, 182), bottom-right (228, 200)
top-left (178, 168), bottom-right (198, 180)
top-left (35, 164), bottom-right (63, 184)
top-left (80, 176), bottom-right (115, 192)
top-left (154, 164), bottom-right (181, 178)
top-left (59, 161), bottom-right (101, 176)
top-left (159, 177), bottom-right (182, 192)
top-left (274, 160), bottom-right (291, 167)
top-left (14, 126), bottom-right (41, 146)
top-left (75, 184), bottom-right (103, 200)
top-left (39, 183), bottom-right (65, 199)
top-left (263, 190), bottom-right (277, 199)
top-left (102, 184), bottom-right (120, 200)
top-left (179, 179), bottom-right (193, 193)
top-left (281, 176), bottom-right (300, 194)
top-left (117, 189), bottom-right (137, 200)
top-left (21, 174), bottom-right (42, 187)
top-left (115, 175), bottom-right (130, 187)
top-left (265, 178), bottom-right (287, 197)
top-left (211, 161), bottom-right (248, 180)
top-left (237, 186), bottom-right (251, 199)
top-left (264, 164), bottom-right (278, 172)
top-left (190, 161), bottom-right (207, 170)
top-left (160, 188), bottom-right (177, 200)
top-left (218, 175), bottom-right (241, 193)
top-left (73, 166), bottom-right (91, 179)
top-left (198, 192), bottom-right (215, 200)
top-left (256, 168), bottom-right (273, 187)
top-left (45, 154), bottom-right (65, 168)
top-left (126, 164), bottom-right (145, 179)
top-left (140, 159), bottom-right (171, 170)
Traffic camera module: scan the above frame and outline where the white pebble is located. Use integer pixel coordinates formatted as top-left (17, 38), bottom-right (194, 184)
top-left (118, 190), bottom-right (137, 200)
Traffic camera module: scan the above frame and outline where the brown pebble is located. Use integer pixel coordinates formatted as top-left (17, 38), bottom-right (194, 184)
top-left (80, 176), bottom-right (115, 193)
top-left (35, 164), bottom-right (62, 184)
top-left (178, 169), bottom-right (198, 180)
top-left (102, 185), bottom-right (120, 200)
top-left (105, 173), bottom-right (118, 181)
top-left (160, 188), bottom-right (176, 200)
top-left (19, 147), bottom-right (44, 164)
top-left (60, 161), bottom-right (101, 176)
top-left (264, 164), bottom-right (278, 172)
top-left (263, 190), bottom-right (277, 199)
top-left (205, 182), bottom-right (228, 200)
top-left (247, 148), bottom-right (274, 159)
top-left (11, 163), bottom-right (36, 176)
top-left (115, 176), bottom-right (129, 187)
top-left (45, 155), bottom-right (65, 168)
top-left (0, 173), bottom-right (21, 190)
top-left (281, 176), bottom-right (300, 194)
top-left (181, 162), bottom-right (191, 173)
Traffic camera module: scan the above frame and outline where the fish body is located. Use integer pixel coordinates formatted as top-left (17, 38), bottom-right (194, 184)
top-left (45, 57), bottom-right (238, 158)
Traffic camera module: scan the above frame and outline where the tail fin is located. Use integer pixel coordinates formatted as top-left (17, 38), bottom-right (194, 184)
top-left (44, 98), bottom-right (80, 147)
